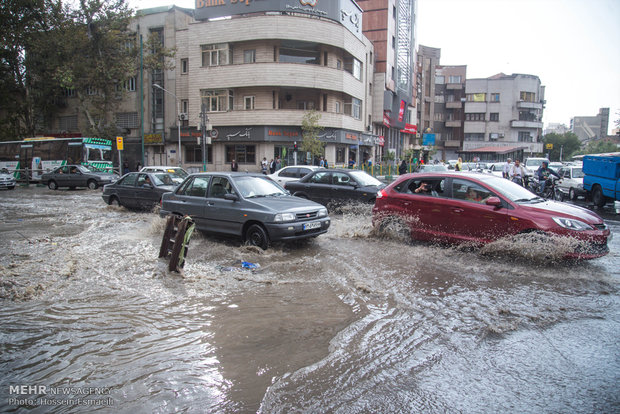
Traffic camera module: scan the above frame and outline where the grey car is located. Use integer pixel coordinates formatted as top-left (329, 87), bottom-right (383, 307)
top-left (42, 164), bottom-right (118, 190)
top-left (102, 172), bottom-right (176, 210)
top-left (160, 172), bottom-right (330, 249)
top-left (0, 168), bottom-right (16, 190)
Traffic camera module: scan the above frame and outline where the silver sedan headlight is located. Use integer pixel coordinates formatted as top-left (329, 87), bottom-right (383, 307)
top-left (552, 217), bottom-right (593, 231)
top-left (274, 212), bottom-right (296, 222)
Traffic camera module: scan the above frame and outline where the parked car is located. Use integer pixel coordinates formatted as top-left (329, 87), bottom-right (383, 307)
top-left (485, 162), bottom-right (506, 177)
top-left (284, 168), bottom-right (386, 206)
top-left (417, 164), bottom-right (449, 172)
top-left (0, 168), bottom-right (16, 190)
top-left (556, 165), bottom-right (586, 201)
top-left (267, 165), bottom-right (321, 186)
top-left (41, 164), bottom-right (118, 190)
top-left (102, 172), bottom-right (177, 210)
top-left (524, 157), bottom-right (550, 176)
top-left (140, 166), bottom-right (189, 185)
top-left (372, 172), bottom-right (610, 260)
top-left (160, 172), bottom-right (330, 249)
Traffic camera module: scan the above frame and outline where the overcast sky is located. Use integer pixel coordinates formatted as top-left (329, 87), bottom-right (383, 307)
top-left (128, 0), bottom-right (620, 133)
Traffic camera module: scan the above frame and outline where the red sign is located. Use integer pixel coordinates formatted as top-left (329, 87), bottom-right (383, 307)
top-left (378, 136), bottom-right (385, 146)
top-left (398, 100), bottom-right (406, 122)
top-left (400, 123), bottom-right (417, 134)
top-left (383, 111), bottom-right (391, 128)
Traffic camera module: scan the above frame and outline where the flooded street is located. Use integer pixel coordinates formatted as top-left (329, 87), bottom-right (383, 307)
top-left (1, 186), bottom-right (619, 413)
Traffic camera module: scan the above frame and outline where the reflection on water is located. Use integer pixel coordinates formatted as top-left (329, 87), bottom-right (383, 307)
top-left (0, 187), bottom-right (618, 413)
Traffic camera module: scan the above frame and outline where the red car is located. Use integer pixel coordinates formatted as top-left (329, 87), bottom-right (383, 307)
top-left (372, 172), bottom-right (611, 260)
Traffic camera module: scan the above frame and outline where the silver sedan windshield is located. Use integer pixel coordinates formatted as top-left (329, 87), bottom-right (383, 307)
top-left (233, 176), bottom-right (287, 198)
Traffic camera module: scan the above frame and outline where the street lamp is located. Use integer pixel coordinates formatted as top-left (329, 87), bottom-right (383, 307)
top-left (153, 83), bottom-right (181, 167)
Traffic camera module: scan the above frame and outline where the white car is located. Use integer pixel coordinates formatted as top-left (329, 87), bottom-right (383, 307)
top-left (140, 166), bottom-right (188, 185)
top-left (485, 162), bottom-right (506, 177)
top-left (556, 165), bottom-right (586, 201)
top-left (524, 157), bottom-right (550, 176)
top-left (267, 165), bottom-right (321, 186)
top-left (0, 168), bottom-right (16, 190)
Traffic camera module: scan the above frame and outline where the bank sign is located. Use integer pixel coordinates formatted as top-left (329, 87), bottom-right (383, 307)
top-left (195, 0), bottom-right (363, 39)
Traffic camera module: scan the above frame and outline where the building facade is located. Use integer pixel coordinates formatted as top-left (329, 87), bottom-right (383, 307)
top-left (358, 0), bottom-right (418, 162)
top-left (570, 107), bottom-right (610, 143)
top-left (416, 45), bottom-right (466, 161)
top-left (461, 73), bottom-right (545, 161)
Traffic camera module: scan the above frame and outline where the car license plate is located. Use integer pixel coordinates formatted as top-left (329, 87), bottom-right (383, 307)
top-left (303, 221), bottom-right (321, 230)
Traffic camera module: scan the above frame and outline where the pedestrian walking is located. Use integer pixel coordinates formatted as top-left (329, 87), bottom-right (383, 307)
top-left (231, 159), bottom-right (238, 171)
top-left (399, 159), bottom-right (408, 175)
top-left (502, 158), bottom-right (513, 179)
top-left (261, 157), bottom-right (268, 174)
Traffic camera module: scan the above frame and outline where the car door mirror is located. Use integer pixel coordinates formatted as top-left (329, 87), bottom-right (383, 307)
top-left (348, 181), bottom-right (359, 188)
top-left (224, 193), bottom-right (239, 201)
top-left (485, 196), bottom-right (502, 207)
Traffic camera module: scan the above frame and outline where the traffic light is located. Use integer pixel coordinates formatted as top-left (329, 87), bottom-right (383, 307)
top-left (293, 141), bottom-right (297, 151)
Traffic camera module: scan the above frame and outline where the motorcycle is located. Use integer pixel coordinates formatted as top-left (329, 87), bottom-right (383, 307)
top-left (528, 176), bottom-right (559, 200)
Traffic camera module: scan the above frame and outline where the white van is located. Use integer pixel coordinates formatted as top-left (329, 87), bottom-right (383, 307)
top-left (140, 166), bottom-right (189, 184)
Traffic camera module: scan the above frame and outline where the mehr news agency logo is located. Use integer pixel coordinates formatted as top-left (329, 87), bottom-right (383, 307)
top-left (7, 385), bottom-right (114, 407)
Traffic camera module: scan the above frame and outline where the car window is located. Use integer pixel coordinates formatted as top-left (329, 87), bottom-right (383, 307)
top-left (153, 173), bottom-right (174, 186)
top-left (178, 176), bottom-right (209, 197)
top-left (332, 172), bottom-right (351, 186)
top-left (401, 177), bottom-right (446, 196)
top-left (298, 168), bottom-right (312, 177)
top-left (349, 170), bottom-right (383, 186)
top-left (280, 168), bottom-right (297, 178)
top-left (572, 168), bottom-right (584, 178)
top-left (209, 176), bottom-right (233, 198)
top-left (234, 176), bottom-right (286, 198)
top-left (119, 173), bottom-right (138, 187)
top-left (452, 178), bottom-right (493, 203)
top-left (309, 172), bottom-right (331, 184)
top-left (136, 174), bottom-right (152, 187)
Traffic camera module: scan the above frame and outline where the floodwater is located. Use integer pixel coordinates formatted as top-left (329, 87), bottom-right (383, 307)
top-left (0, 186), bottom-right (618, 413)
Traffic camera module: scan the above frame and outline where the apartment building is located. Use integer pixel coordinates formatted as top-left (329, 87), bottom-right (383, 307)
top-left (52, 1), bottom-right (375, 171)
top-left (416, 45), bottom-right (466, 161)
top-left (571, 107), bottom-right (610, 143)
top-left (461, 73), bottom-right (545, 161)
top-left (358, 0), bottom-right (418, 161)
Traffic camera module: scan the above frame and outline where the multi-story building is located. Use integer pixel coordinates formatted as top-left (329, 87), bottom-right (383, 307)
top-left (571, 107), bottom-right (610, 143)
top-left (358, 0), bottom-right (418, 161)
top-left (544, 123), bottom-right (570, 136)
top-left (52, 1), bottom-right (377, 171)
top-left (461, 73), bottom-right (545, 162)
top-left (416, 45), bottom-right (466, 161)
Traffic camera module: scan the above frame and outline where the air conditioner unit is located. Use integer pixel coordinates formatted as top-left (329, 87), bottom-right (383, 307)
top-left (179, 113), bottom-right (188, 121)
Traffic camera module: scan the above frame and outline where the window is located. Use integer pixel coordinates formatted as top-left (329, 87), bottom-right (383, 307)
top-left (309, 171), bottom-right (331, 184)
top-left (464, 133), bottom-right (485, 141)
top-left (182, 100), bottom-right (189, 114)
top-left (332, 172), bottom-right (352, 186)
top-left (448, 75), bottom-right (461, 83)
top-left (344, 98), bottom-right (361, 119)
top-left (336, 146), bottom-right (346, 163)
top-left (201, 89), bottom-right (234, 112)
top-left (115, 112), bottom-right (139, 129)
top-left (336, 59), bottom-right (342, 70)
top-left (179, 176), bottom-right (210, 197)
top-left (435, 75), bottom-right (445, 85)
top-left (181, 58), bottom-right (188, 74)
top-left (185, 144), bottom-right (212, 163)
top-left (518, 131), bottom-right (533, 142)
top-left (63, 88), bottom-right (75, 97)
top-left (465, 113), bottom-right (486, 121)
top-left (85, 85), bottom-right (98, 96)
top-left (279, 41), bottom-right (320, 64)
top-left (490, 93), bottom-right (500, 102)
top-left (392, 36), bottom-right (396, 49)
top-left (297, 101), bottom-right (315, 110)
top-left (121, 77), bottom-right (136, 92)
top-left (226, 145), bottom-right (256, 163)
top-left (244, 96), bottom-right (255, 110)
top-left (243, 49), bottom-right (255, 63)
top-left (335, 101), bottom-right (341, 113)
top-left (59, 115), bottom-right (78, 131)
top-left (209, 176), bottom-right (233, 198)
top-left (466, 93), bottom-right (486, 102)
top-left (344, 58), bottom-right (362, 80)
top-left (452, 178), bottom-right (494, 203)
top-left (489, 113), bottom-right (499, 122)
top-left (520, 91), bottom-right (536, 102)
top-left (201, 43), bottom-right (230, 67)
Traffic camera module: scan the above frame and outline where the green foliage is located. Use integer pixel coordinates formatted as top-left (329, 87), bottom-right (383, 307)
top-left (583, 140), bottom-right (619, 155)
top-left (300, 110), bottom-right (324, 159)
top-left (542, 132), bottom-right (582, 161)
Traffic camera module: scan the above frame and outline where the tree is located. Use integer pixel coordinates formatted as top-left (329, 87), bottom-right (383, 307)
top-left (542, 132), bottom-right (582, 161)
top-left (0, 0), bottom-right (68, 140)
top-left (300, 110), bottom-right (324, 162)
top-left (583, 139), bottom-right (618, 155)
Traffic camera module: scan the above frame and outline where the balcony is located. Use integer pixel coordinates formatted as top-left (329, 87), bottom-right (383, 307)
top-left (445, 120), bottom-right (462, 127)
top-left (446, 83), bottom-right (464, 90)
top-left (446, 101), bottom-right (462, 109)
top-left (207, 109), bottom-right (364, 131)
top-left (511, 120), bottom-right (543, 128)
top-left (516, 101), bottom-right (543, 110)
top-left (443, 140), bottom-right (461, 148)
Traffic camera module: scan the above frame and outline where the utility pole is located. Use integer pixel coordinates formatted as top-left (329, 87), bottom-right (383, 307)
top-left (200, 104), bottom-right (211, 172)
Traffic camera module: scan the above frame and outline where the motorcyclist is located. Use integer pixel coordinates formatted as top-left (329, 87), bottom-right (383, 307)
top-left (509, 159), bottom-right (527, 186)
top-left (535, 161), bottom-right (560, 196)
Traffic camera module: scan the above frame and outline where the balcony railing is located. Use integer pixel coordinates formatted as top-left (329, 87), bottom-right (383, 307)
top-left (511, 120), bottom-right (543, 128)
top-left (516, 101), bottom-right (543, 110)
top-left (445, 101), bottom-right (462, 109)
top-left (445, 120), bottom-right (462, 127)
